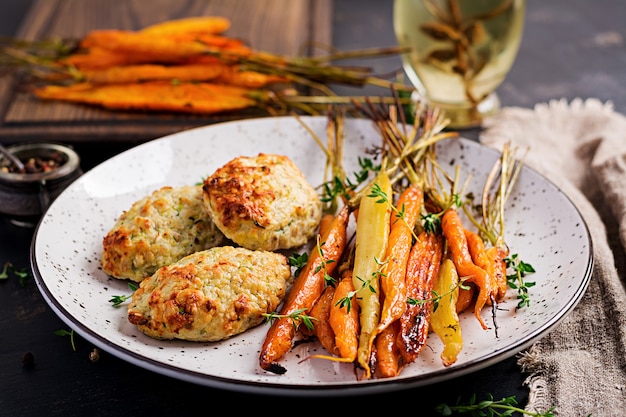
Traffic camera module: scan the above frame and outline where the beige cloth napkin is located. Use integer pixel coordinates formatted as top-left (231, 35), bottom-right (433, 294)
top-left (479, 98), bottom-right (626, 417)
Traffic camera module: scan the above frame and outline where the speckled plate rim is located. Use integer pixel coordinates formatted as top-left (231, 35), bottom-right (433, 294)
top-left (30, 116), bottom-right (593, 397)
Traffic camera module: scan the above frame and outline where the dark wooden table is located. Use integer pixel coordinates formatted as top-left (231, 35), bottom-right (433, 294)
top-left (1, 1), bottom-right (624, 415)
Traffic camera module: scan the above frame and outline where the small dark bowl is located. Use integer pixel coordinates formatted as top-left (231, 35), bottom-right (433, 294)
top-left (0, 143), bottom-right (82, 227)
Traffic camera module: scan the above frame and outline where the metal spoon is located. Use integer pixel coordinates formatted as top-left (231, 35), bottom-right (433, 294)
top-left (0, 143), bottom-right (25, 172)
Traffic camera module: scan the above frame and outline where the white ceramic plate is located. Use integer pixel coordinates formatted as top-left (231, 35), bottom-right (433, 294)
top-left (31, 116), bottom-right (593, 396)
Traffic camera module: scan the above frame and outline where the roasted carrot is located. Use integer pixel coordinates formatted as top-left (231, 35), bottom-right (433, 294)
top-left (352, 171), bottom-right (392, 378)
top-left (79, 30), bottom-right (210, 61)
top-left (214, 66), bottom-right (288, 88)
top-left (441, 209), bottom-right (492, 330)
top-left (307, 285), bottom-right (337, 355)
top-left (259, 205), bottom-right (349, 374)
top-left (430, 258), bottom-right (463, 366)
top-left (456, 284), bottom-right (475, 313)
top-left (374, 320), bottom-right (402, 378)
top-left (397, 230), bottom-right (443, 364)
top-left (375, 185), bottom-right (422, 335)
top-left (33, 81), bottom-right (257, 115)
top-left (139, 16), bottom-right (231, 36)
top-left (80, 64), bottom-right (224, 84)
top-left (486, 246), bottom-right (509, 301)
top-left (464, 228), bottom-right (498, 306)
top-left (329, 270), bottom-right (360, 361)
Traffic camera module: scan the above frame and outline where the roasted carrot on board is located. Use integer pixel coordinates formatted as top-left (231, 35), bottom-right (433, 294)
top-left (259, 205), bottom-right (350, 374)
top-left (397, 230), bottom-right (443, 364)
top-left (139, 16), bottom-right (231, 36)
top-left (351, 171), bottom-right (392, 379)
top-left (33, 81), bottom-right (257, 115)
top-left (441, 208), bottom-right (492, 330)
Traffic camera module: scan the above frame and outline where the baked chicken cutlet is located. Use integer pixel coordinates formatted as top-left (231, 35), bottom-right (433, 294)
top-left (127, 246), bottom-right (291, 342)
top-left (202, 153), bottom-right (322, 251)
top-left (101, 184), bottom-right (226, 282)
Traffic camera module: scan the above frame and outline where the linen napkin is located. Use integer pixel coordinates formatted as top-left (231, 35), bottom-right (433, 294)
top-left (479, 98), bottom-right (626, 417)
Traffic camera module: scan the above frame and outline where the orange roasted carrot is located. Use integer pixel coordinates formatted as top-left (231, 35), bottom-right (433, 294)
top-left (214, 66), bottom-right (288, 88)
top-left (397, 230), bottom-right (443, 364)
top-left (329, 269), bottom-right (360, 361)
top-left (79, 64), bottom-right (224, 84)
top-left (464, 228), bottom-right (497, 306)
top-left (376, 185), bottom-right (422, 334)
top-left (307, 285), bottom-right (337, 355)
top-left (79, 30), bottom-right (210, 61)
top-left (259, 205), bottom-right (350, 374)
top-left (374, 320), bottom-right (402, 378)
top-left (456, 284), bottom-right (475, 313)
top-left (486, 246), bottom-right (508, 302)
top-left (441, 209), bottom-right (492, 330)
top-left (33, 81), bottom-right (257, 115)
top-left (139, 16), bottom-right (231, 36)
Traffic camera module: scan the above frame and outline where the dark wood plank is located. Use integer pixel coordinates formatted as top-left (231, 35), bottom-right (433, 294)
top-left (0, 0), bottom-right (332, 144)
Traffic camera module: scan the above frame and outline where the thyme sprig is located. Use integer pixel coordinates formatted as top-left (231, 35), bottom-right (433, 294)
top-left (436, 393), bottom-right (555, 416)
top-left (0, 261), bottom-right (31, 286)
top-left (505, 253), bottom-right (536, 309)
top-left (108, 282), bottom-right (139, 307)
top-left (263, 308), bottom-right (317, 332)
top-left (54, 329), bottom-right (77, 351)
top-left (408, 277), bottom-right (470, 312)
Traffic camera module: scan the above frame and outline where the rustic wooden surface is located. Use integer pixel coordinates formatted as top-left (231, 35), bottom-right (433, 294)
top-left (0, 0), bottom-right (332, 144)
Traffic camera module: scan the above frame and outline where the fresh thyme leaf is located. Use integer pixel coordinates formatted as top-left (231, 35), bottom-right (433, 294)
top-left (108, 282), bottom-right (138, 307)
top-left (1, 261), bottom-right (31, 286)
top-left (505, 254), bottom-right (536, 309)
top-left (54, 329), bottom-right (77, 351)
top-left (262, 308), bottom-right (318, 331)
top-left (288, 252), bottom-right (308, 277)
top-left (435, 393), bottom-right (556, 416)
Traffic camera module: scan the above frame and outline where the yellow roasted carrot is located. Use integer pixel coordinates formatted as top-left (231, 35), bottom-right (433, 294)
top-left (441, 208), bottom-right (492, 330)
top-left (352, 171), bottom-right (392, 379)
top-left (430, 258), bottom-right (463, 366)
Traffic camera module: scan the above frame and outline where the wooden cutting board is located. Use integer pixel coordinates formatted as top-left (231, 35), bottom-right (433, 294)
top-left (0, 0), bottom-right (332, 144)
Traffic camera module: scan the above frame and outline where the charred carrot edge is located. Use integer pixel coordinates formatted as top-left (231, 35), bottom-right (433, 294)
top-left (376, 185), bottom-right (423, 334)
top-left (441, 209), bottom-right (492, 330)
top-left (259, 205), bottom-right (350, 374)
top-left (397, 230), bottom-right (443, 364)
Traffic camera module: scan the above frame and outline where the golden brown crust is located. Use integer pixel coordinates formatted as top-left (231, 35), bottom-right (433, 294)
top-left (101, 185), bottom-right (225, 282)
top-left (202, 153), bottom-right (321, 251)
top-left (127, 246), bottom-right (291, 342)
